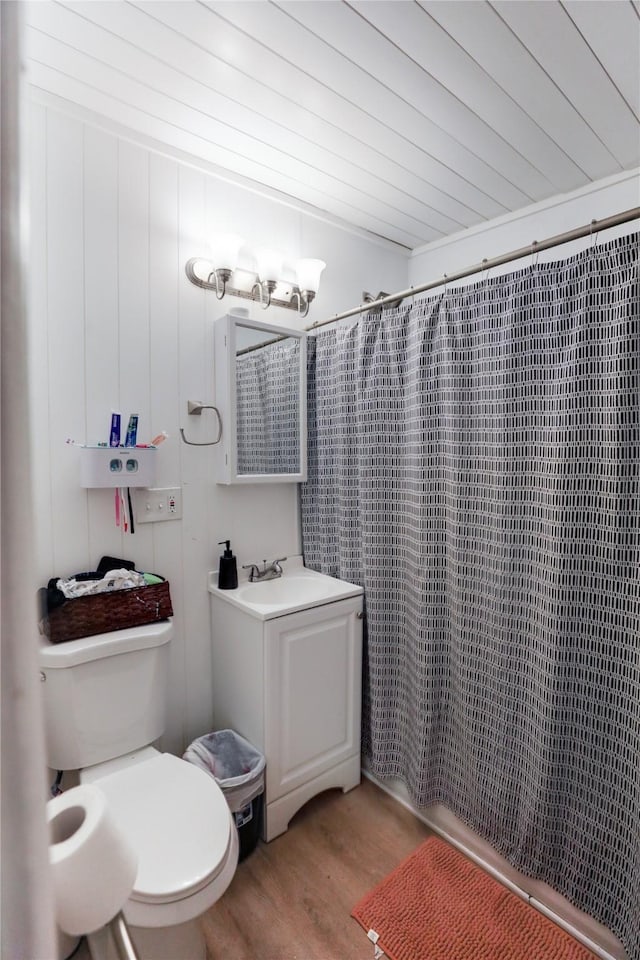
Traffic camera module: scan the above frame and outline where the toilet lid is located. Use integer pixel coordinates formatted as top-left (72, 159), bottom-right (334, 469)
top-left (92, 753), bottom-right (233, 904)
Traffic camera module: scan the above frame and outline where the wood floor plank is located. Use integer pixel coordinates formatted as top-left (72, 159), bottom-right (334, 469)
top-left (202, 777), bottom-right (431, 960)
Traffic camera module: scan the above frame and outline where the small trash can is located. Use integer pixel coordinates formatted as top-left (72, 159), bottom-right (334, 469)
top-left (183, 729), bottom-right (265, 861)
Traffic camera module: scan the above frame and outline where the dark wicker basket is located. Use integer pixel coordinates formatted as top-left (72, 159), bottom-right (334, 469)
top-left (42, 580), bottom-right (173, 644)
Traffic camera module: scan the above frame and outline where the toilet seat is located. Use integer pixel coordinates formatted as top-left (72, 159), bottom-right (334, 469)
top-left (81, 749), bottom-right (237, 925)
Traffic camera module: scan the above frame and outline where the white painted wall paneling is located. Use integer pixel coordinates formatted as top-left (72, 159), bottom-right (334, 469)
top-left (138, 0), bottom-right (508, 227)
top-left (176, 165), bottom-right (216, 744)
top-left (28, 98), bottom-right (410, 754)
top-left (148, 152), bottom-right (185, 755)
top-left (409, 170), bottom-right (640, 291)
top-left (30, 0), bottom-right (467, 242)
top-left (27, 8), bottom-right (440, 246)
top-left (24, 0), bottom-right (640, 250)
top-left (83, 126), bottom-right (124, 565)
top-left (27, 56), bottom-right (422, 251)
top-left (45, 111), bottom-right (89, 575)
top-left (28, 101), bottom-right (55, 578)
top-left (27, 10), bottom-right (428, 248)
top-left (122, 0), bottom-right (478, 233)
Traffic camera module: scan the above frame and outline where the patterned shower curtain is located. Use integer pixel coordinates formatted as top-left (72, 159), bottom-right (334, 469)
top-left (301, 232), bottom-right (640, 957)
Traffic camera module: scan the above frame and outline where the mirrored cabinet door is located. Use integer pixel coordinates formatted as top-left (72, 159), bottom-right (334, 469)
top-left (215, 313), bottom-right (307, 484)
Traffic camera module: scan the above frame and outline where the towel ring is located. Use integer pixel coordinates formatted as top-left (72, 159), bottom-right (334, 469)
top-left (179, 401), bottom-right (223, 446)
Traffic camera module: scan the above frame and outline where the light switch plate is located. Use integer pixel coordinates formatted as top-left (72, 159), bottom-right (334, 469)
top-left (133, 486), bottom-right (182, 523)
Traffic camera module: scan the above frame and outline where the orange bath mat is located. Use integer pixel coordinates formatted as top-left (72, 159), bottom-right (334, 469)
top-left (352, 835), bottom-right (596, 960)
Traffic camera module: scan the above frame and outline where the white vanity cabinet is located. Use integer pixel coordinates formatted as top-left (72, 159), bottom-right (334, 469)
top-left (209, 566), bottom-right (363, 842)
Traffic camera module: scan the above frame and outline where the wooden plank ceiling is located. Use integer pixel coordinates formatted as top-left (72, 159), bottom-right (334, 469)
top-left (25, 0), bottom-right (640, 250)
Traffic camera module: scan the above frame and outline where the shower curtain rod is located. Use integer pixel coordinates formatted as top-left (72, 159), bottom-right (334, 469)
top-left (307, 206), bottom-right (640, 332)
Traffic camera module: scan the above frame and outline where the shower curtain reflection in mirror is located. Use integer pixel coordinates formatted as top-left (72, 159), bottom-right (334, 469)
top-left (235, 336), bottom-right (301, 475)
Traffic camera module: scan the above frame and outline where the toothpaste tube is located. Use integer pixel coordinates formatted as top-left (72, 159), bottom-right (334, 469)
top-left (109, 412), bottom-right (121, 448)
top-left (124, 414), bottom-right (139, 447)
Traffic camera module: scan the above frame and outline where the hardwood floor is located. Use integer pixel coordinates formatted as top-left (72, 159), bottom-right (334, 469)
top-left (201, 777), bottom-right (431, 960)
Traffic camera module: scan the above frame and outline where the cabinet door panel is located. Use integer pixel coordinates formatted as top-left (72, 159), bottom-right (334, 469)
top-left (265, 600), bottom-right (362, 802)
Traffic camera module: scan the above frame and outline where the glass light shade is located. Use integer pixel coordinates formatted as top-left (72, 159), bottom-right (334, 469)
top-left (281, 260), bottom-right (298, 285)
top-left (254, 247), bottom-right (283, 283)
top-left (210, 233), bottom-right (244, 271)
top-left (296, 258), bottom-right (326, 293)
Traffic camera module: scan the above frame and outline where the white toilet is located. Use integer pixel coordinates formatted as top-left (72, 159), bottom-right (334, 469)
top-left (39, 621), bottom-right (238, 960)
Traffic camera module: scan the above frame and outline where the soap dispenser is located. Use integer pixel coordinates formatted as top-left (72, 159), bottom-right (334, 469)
top-left (218, 540), bottom-right (238, 590)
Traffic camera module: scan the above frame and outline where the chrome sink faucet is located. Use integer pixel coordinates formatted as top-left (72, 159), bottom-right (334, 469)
top-left (242, 557), bottom-right (287, 582)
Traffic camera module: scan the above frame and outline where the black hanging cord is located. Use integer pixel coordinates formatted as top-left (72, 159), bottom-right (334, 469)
top-left (127, 487), bottom-right (135, 535)
top-left (50, 769), bottom-right (63, 797)
top-left (62, 936), bottom-right (86, 960)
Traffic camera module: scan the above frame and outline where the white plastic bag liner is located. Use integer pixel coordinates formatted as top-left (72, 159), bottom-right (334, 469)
top-left (183, 729), bottom-right (265, 813)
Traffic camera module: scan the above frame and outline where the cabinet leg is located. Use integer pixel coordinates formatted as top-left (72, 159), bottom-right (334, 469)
top-left (263, 755), bottom-right (362, 842)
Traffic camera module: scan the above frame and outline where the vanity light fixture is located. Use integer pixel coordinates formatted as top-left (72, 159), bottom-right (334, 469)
top-left (185, 236), bottom-right (325, 317)
top-left (205, 233), bottom-right (244, 300)
top-left (252, 246), bottom-right (283, 309)
top-left (292, 258), bottom-right (326, 317)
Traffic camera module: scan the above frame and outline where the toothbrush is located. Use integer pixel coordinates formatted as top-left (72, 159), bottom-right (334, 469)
top-left (115, 489), bottom-right (120, 528)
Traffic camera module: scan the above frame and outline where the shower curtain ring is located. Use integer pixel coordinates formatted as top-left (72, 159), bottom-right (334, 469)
top-left (589, 218), bottom-right (599, 249)
top-left (531, 240), bottom-right (539, 269)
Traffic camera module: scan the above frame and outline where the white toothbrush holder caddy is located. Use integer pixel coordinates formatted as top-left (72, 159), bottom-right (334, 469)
top-left (80, 447), bottom-right (156, 488)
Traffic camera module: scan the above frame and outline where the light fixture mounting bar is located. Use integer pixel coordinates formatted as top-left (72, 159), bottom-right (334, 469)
top-left (185, 258), bottom-right (302, 312)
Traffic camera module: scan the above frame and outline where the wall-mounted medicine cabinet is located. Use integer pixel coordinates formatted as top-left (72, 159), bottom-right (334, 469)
top-left (214, 313), bottom-right (307, 484)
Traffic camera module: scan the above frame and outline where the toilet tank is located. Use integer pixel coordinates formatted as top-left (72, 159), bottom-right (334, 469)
top-left (39, 621), bottom-right (173, 771)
